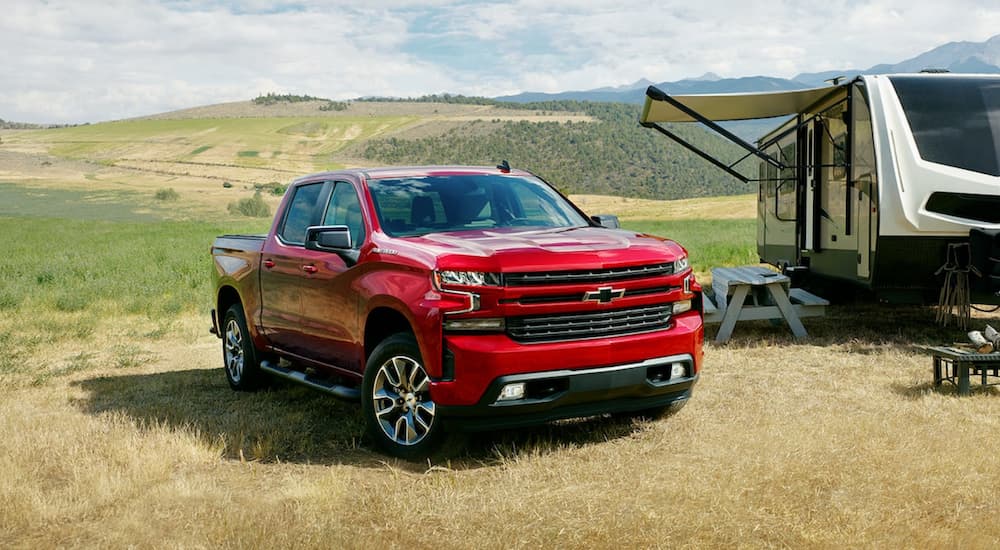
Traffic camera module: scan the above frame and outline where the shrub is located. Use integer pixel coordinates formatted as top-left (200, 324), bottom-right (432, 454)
top-left (319, 101), bottom-right (349, 111)
top-left (228, 191), bottom-right (271, 218)
top-left (154, 188), bottom-right (180, 201)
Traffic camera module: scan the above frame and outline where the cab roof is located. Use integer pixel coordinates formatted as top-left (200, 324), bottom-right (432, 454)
top-left (291, 165), bottom-right (534, 185)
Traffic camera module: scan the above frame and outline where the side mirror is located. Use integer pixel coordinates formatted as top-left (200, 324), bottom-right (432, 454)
top-left (591, 214), bottom-right (621, 229)
top-left (305, 225), bottom-right (352, 251)
top-left (305, 225), bottom-right (360, 266)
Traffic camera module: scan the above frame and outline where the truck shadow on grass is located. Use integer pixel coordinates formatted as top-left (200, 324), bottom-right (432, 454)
top-left (70, 368), bottom-right (646, 469)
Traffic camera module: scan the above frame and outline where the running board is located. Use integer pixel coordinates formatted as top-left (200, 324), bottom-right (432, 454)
top-left (259, 360), bottom-right (361, 401)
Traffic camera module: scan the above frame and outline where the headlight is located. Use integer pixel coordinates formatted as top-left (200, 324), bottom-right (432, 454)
top-left (672, 299), bottom-right (692, 315)
top-left (435, 270), bottom-right (502, 288)
top-left (673, 255), bottom-right (689, 273)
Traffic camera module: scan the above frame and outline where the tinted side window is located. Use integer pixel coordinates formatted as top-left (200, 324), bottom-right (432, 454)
top-left (891, 76), bottom-right (1000, 177)
top-left (322, 182), bottom-right (366, 248)
top-left (280, 183), bottom-right (324, 244)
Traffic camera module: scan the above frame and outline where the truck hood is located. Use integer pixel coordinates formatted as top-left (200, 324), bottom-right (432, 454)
top-left (389, 226), bottom-right (685, 272)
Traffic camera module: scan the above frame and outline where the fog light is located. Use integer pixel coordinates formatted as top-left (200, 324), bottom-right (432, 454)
top-left (443, 317), bottom-right (505, 331)
top-left (497, 382), bottom-right (526, 401)
top-left (670, 362), bottom-right (687, 380)
top-left (673, 299), bottom-right (692, 314)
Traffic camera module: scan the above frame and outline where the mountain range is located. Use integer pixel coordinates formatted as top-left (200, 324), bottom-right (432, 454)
top-left (496, 34), bottom-right (1000, 104)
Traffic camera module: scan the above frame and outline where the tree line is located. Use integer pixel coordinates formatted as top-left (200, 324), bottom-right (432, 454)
top-left (252, 93), bottom-right (348, 111)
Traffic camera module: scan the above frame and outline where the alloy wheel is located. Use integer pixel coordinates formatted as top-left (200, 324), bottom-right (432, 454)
top-left (224, 317), bottom-right (244, 384)
top-left (371, 355), bottom-right (437, 446)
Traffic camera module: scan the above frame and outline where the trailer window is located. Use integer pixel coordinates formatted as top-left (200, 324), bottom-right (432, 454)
top-left (890, 76), bottom-right (1000, 177)
top-left (775, 142), bottom-right (797, 221)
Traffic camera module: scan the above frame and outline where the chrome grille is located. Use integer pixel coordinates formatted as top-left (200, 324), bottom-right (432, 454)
top-left (505, 263), bottom-right (674, 286)
top-left (507, 304), bottom-right (672, 343)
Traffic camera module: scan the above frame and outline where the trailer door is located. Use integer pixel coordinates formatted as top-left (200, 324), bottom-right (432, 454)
top-left (852, 84), bottom-right (878, 279)
top-left (804, 120), bottom-right (817, 252)
top-left (855, 178), bottom-right (873, 278)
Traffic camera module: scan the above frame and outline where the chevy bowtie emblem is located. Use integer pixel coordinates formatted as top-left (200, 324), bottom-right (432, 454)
top-left (583, 286), bottom-right (625, 304)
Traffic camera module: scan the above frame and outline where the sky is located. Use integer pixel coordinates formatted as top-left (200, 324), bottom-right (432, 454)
top-left (2, 0), bottom-right (1000, 124)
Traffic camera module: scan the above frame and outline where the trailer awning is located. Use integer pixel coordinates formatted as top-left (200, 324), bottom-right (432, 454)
top-left (640, 85), bottom-right (841, 123)
top-left (638, 83), bottom-right (847, 183)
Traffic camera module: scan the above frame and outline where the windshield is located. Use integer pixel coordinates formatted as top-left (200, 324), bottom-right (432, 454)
top-left (367, 174), bottom-right (590, 237)
top-left (890, 76), bottom-right (1000, 176)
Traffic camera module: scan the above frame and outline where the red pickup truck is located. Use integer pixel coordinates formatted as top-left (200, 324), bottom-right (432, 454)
top-left (211, 165), bottom-right (703, 458)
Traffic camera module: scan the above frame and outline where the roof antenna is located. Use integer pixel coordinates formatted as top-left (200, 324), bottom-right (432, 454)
top-left (497, 160), bottom-right (511, 173)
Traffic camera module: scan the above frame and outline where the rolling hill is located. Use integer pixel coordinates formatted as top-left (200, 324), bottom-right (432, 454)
top-left (359, 100), bottom-right (751, 199)
top-left (1, 97), bottom-right (753, 202)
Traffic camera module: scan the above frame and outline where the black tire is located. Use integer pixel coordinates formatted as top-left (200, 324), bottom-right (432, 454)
top-left (615, 399), bottom-right (687, 422)
top-left (362, 333), bottom-right (444, 460)
top-left (221, 304), bottom-right (264, 391)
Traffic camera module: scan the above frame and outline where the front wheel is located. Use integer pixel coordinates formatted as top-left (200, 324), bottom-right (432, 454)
top-left (362, 333), bottom-right (444, 459)
top-left (222, 304), bottom-right (263, 391)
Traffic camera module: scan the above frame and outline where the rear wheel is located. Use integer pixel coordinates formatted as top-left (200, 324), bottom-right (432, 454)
top-left (362, 333), bottom-right (444, 459)
top-left (222, 304), bottom-right (263, 391)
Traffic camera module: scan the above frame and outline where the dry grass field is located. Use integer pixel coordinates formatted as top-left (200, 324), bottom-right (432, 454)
top-left (2, 106), bottom-right (1000, 548)
top-left (3, 302), bottom-right (999, 548)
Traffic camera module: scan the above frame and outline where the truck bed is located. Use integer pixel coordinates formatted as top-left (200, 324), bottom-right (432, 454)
top-left (212, 234), bottom-right (266, 253)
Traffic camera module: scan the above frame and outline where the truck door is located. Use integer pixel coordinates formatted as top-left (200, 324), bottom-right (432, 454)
top-left (259, 181), bottom-right (330, 355)
top-left (296, 181), bottom-right (366, 373)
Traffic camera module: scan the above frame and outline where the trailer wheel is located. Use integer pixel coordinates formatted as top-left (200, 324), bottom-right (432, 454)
top-left (222, 304), bottom-right (263, 391)
top-left (362, 333), bottom-right (444, 459)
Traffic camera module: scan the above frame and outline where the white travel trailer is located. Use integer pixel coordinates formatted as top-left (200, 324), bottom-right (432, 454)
top-left (640, 73), bottom-right (1000, 304)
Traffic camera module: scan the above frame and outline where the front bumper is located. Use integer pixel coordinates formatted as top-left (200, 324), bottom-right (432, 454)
top-left (429, 310), bottom-right (703, 407)
top-left (437, 354), bottom-right (697, 431)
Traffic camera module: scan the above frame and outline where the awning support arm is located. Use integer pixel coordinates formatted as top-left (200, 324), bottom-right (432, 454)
top-left (643, 122), bottom-right (750, 184)
top-left (643, 86), bottom-right (785, 170)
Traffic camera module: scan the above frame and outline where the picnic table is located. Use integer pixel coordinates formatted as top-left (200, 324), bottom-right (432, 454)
top-left (925, 346), bottom-right (1000, 395)
top-left (704, 265), bottom-right (828, 344)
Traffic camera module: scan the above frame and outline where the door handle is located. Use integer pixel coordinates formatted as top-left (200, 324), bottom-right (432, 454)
top-left (301, 265), bottom-right (318, 274)
top-left (263, 259), bottom-right (275, 269)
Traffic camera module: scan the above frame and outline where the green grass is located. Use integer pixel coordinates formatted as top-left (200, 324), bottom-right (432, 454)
top-left (0, 216), bottom-right (268, 320)
top-left (0, 183), bottom-right (165, 222)
top-left (625, 218), bottom-right (758, 274)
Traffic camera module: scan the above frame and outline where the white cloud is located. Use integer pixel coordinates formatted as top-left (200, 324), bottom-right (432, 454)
top-left (1, 0), bottom-right (998, 123)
